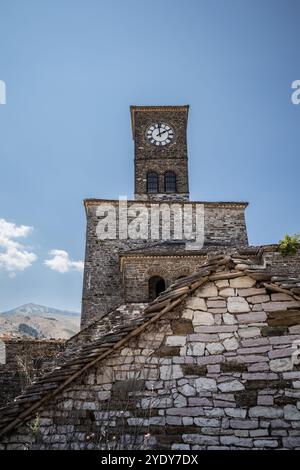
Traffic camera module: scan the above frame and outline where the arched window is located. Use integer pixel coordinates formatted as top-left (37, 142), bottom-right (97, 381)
top-left (164, 171), bottom-right (176, 193)
top-left (147, 172), bottom-right (158, 193)
top-left (149, 276), bottom-right (166, 301)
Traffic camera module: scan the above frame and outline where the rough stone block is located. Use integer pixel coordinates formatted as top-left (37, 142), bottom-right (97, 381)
top-left (225, 408), bottom-right (247, 418)
top-left (178, 384), bottom-right (196, 397)
top-left (186, 297), bottom-right (207, 311)
top-left (166, 336), bottom-right (186, 347)
top-left (219, 288), bottom-right (235, 297)
top-left (206, 342), bottom-right (225, 355)
top-left (192, 311), bottom-right (214, 326)
top-left (253, 439), bottom-right (278, 448)
top-left (237, 312), bottom-right (267, 323)
top-left (182, 434), bottom-right (219, 446)
top-left (238, 327), bottom-right (261, 339)
top-left (218, 380), bottom-right (244, 392)
top-left (270, 358), bottom-right (293, 372)
top-left (227, 297), bottom-right (250, 313)
top-left (223, 313), bottom-right (237, 325)
top-left (249, 406), bottom-right (283, 419)
top-left (230, 419), bottom-right (258, 429)
top-left (195, 377), bottom-right (217, 392)
top-left (196, 283), bottom-right (218, 298)
top-left (160, 364), bottom-right (183, 380)
top-left (247, 295), bottom-right (270, 304)
top-left (284, 405), bottom-right (300, 420)
top-left (194, 417), bottom-right (220, 427)
top-left (184, 342), bottom-right (205, 356)
top-left (230, 276), bottom-right (256, 288)
top-left (223, 337), bottom-right (239, 351)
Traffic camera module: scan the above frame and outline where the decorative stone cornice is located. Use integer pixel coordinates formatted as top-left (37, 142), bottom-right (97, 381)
top-left (130, 105), bottom-right (189, 138)
top-left (84, 198), bottom-right (249, 211)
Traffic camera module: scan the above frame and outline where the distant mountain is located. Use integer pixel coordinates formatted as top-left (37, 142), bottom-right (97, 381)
top-left (2, 303), bottom-right (80, 318)
top-left (0, 303), bottom-right (80, 340)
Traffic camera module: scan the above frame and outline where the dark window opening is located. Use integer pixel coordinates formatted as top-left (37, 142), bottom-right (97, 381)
top-left (147, 172), bottom-right (158, 193)
top-left (149, 276), bottom-right (166, 301)
top-left (164, 171), bottom-right (176, 193)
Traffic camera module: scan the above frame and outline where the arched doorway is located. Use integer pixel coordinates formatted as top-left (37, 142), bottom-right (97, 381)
top-left (148, 276), bottom-right (166, 301)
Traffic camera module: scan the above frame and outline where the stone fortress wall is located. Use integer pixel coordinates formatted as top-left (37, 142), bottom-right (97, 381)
top-left (81, 200), bottom-right (248, 327)
top-left (1, 270), bottom-right (300, 450)
top-left (0, 338), bottom-right (65, 406)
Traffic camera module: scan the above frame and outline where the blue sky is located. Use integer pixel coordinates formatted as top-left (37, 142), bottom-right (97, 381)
top-left (0, 0), bottom-right (299, 313)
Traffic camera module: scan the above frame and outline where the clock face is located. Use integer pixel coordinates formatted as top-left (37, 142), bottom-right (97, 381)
top-left (146, 122), bottom-right (174, 146)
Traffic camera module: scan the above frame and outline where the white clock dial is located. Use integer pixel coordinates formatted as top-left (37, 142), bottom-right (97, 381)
top-left (146, 123), bottom-right (174, 146)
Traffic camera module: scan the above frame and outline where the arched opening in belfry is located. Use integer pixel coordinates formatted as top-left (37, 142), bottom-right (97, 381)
top-left (148, 276), bottom-right (166, 301)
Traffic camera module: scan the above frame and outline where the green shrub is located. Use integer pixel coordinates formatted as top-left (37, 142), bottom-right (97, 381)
top-left (278, 233), bottom-right (300, 256)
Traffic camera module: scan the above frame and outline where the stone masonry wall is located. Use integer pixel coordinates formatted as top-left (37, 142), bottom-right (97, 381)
top-left (122, 255), bottom-right (206, 302)
top-left (3, 273), bottom-right (300, 450)
top-left (81, 200), bottom-right (248, 327)
top-left (133, 107), bottom-right (189, 199)
top-left (263, 250), bottom-right (300, 277)
top-left (0, 338), bottom-right (65, 406)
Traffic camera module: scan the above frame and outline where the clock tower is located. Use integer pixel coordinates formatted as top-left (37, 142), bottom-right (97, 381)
top-left (131, 105), bottom-right (190, 201)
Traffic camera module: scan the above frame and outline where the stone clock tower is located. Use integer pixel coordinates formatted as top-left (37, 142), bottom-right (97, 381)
top-left (80, 105), bottom-right (249, 327)
top-left (131, 105), bottom-right (190, 201)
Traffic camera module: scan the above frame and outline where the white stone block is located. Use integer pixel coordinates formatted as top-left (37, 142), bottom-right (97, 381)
top-left (179, 384), bottom-right (197, 397)
top-left (238, 327), bottom-right (261, 339)
top-left (166, 335), bottom-right (186, 347)
top-left (206, 342), bottom-right (225, 354)
top-left (270, 357), bottom-right (293, 372)
top-left (160, 364), bottom-right (183, 380)
top-left (230, 276), bottom-right (256, 288)
top-left (182, 309), bottom-right (194, 320)
top-left (196, 282), bottom-right (218, 298)
top-left (284, 405), bottom-right (300, 420)
top-left (223, 337), bottom-right (239, 351)
top-left (249, 406), bottom-right (283, 418)
top-left (186, 342), bottom-right (205, 356)
top-left (219, 288), bottom-right (235, 297)
top-left (223, 313), bottom-right (237, 325)
top-left (186, 297), bottom-right (207, 311)
top-left (195, 377), bottom-right (217, 392)
top-left (227, 297), bottom-right (250, 313)
top-left (192, 311), bottom-right (214, 326)
top-left (218, 380), bottom-right (244, 392)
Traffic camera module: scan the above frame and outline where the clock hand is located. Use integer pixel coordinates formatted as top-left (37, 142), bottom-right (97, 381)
top-left (158, 129), bottom-right (168, 137)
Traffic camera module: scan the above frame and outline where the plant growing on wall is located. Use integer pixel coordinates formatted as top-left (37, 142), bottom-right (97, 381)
top-left (278, 233), bottom-right (300, 256)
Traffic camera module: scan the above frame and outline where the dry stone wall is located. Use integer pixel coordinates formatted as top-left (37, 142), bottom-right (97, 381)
top-left (263, 250), bottom-right (300, 277)
top-left (2, 273), bottom-right (300, 450)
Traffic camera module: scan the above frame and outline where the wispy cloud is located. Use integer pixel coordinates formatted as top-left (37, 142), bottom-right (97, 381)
top-left (44, 250), bottom-right (84, 274)
top-left (0, 218), bottom-right (37, 277)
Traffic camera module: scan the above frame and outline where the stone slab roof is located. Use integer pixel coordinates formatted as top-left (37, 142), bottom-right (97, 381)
top-left (119, 244), bottom-right (274, 258)
top-left (119, 241), bottom-right (225, 257)
top-left (0, 254), bottom-right (299, 438)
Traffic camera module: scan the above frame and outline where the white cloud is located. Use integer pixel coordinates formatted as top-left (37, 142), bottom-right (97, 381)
top-left (44, 249), bottom-right (84, 274)
top-left (0, 218), bottom-right (37, 277)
